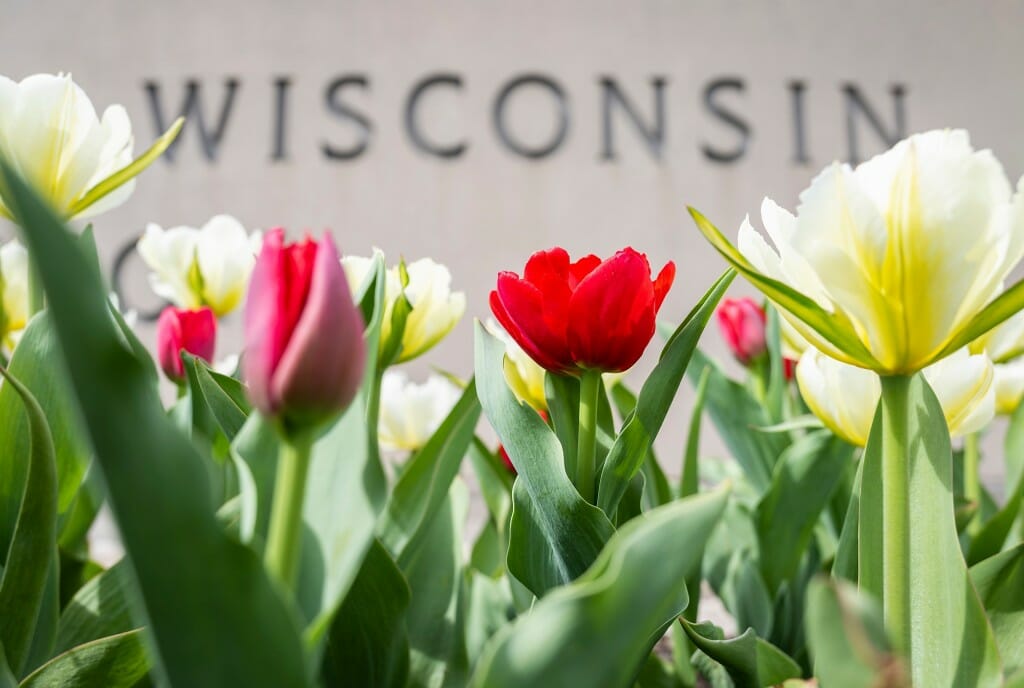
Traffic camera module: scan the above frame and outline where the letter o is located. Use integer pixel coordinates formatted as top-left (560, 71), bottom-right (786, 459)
top-left (493, 74), bottom-right (570, 159)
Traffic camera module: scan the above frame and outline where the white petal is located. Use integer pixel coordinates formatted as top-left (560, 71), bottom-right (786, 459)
top-left (795, 348), bottom-right (879, 447)
top-left (922, 348), bottom-right (995, 437)
top-left (378, 370), bottom-right (461, 452)
top-left (994, 360), bottom-right (1024, 415)
top-left (1, 238), bottom-right (30, 336)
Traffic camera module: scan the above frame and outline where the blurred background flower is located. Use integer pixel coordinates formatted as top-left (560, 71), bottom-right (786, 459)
top-left (378, 370), bottom-right (461, 452)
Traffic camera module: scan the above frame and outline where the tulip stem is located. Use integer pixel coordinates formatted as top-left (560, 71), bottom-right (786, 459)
top-left (576, 369), bottom-right (601, 504)
top-left (879, 374), bottom-right (912, 653)
top-left (264, 432), bottom-right (313, 590)
top-left (963, 432), bottom-right (982, 536)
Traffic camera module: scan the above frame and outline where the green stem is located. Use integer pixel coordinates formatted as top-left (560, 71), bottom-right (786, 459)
top-left (27, 256), bottom-right (44, 317)
top-left (879, 375), bottom-right (912, 652)
top-left (576, 369), bottom-right (601, 504)
top-left (264, 433), bottom-right (313, 590)
top-left (963, 432), bottom-right (982, 536)
top-left (366, 368), bottom-right (383, 463)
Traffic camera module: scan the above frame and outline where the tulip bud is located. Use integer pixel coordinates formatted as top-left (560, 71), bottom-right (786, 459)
top-left (243, 229), bottom-right (366, 433)
top-left (0, 238), bottom-right (28, 351)
top-left (378, 370), bottom-right (460, 452)
top-left (490, 247), bottom-right (674, 374)
top-left (156, 306), bottom-right (216, 383)
top-left (716, 297), bottom-right (767, 365)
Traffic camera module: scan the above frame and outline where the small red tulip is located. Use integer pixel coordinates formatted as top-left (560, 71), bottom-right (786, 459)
top-left (156, 306), bottom-right (216, 383)
top-left (783, 357), bottom-right (796, 381)
top-left (490, 247), bottom-right (674, 374)
top-left (716, 297), bottom-right (768, 365)
top-left (243, 229), bottom-right (366, 429)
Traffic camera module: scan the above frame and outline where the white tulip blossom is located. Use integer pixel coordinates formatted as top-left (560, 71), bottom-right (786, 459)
top-left (378, 370), bottom-right (461, 452)
top-left (342, 254), bottom-right (465, 363)
top-left (0, 73), bottom-right (181, 220)
top-left (697, 129), bottom-right (1024, 375)
top-left (972, 312), bottom-right (1024, 414)
top-left (796, 348), bottom-right (995, 447)
top-left (0, 238), bottom-right (28, 350)
top-left (138, 215), bottom-right (261, 317)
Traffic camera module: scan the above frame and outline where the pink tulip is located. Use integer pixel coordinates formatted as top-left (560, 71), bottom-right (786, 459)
top-left (716, 297), bottom-right (767, 365)
top-left (243, 228), bottom-right (366, 429)
top-left (157, 306), bottom-right (216, 383)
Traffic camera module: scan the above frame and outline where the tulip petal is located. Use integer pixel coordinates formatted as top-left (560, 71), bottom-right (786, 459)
top-left (922, 349), bottom-right (995, 437)
top-left (490, 281), bottom-right (572, 373)
top-left (652, 261), bottom-right (675, 310)
top-left (243, 229), bottom-right (287, 415)
top-left (271, 234), bottom-right (366, 421)
top-left (567, 249), bottom-right (656, 372)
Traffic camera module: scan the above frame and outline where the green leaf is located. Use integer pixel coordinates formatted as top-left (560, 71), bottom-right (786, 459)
top-left (471, 487), bottom-right (730, 688)
top-left (756, 430), bottom-right (854, 592)
top-left (969, 544), bottom-right (1024, 675)
top-left (858, 374), bottom-right (1001, 687)
top-left (183, 354), bottom-right (250, 443)
top-left (474, 322), bottom-right (614, 596)
top-left (966, 463), bottom-right (1024, 565)
top-left (719, 551), bottom-right (774, 639)
top-left (0, 646), bottom-right (14, 688)
top-left (19, 630), bottom-right (148, 688)
top-left (832, 459), bottom-right (864, 583)
top-left (0, 367), bottom-right (57, 678)
top-left (687, 207), bottom-right (880, 369)
top-left (403, 482), bottom-right (470, 688)
top-left (0, 315), bottom-right (89, 547)
top-left (597, 270), bottom-right (734, 514)
top-left (0, 152), bottom-right (309, 687)
top-left (66, 117), bottom-right (184, 218)
top-left (321, 540), bottom-right (410, 688)
top-left (299, 393), bottom-right (386, 656)
top-left (764, 305), bottom-right (787, 423)
top-left (935, 277), bottom-right (1024, 362)
top-left (378, 380), bottom-right (481, 559)
top-left (55, 561), bottom-right (135, 654)
top-left (466, 438), bottom-right (513, 526)
top-left (680, 619), bottom-right (801, 688)
top-left (805, 577), bottom-right (905, 688)
top-left (607, 383), bottom-right (673, 509)
top-left (686, 351), bottom-right (782, 491)
top-left (680, 367), bottom-right (710, 500)
top-left (545, 373), bottom-right (580, 478)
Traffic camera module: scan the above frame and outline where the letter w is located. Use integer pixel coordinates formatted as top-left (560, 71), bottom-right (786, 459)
top-left (145, 78), bottom-right (240, 162)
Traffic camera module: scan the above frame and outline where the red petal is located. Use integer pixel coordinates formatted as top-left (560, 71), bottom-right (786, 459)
top-left (244, 228), bottom-right (287, 414)
top-left (493, 274), bottom-right (574, 372)
top-left (652, 261), bottom-right (675, 311)
top-left (568, 254), bottom-right (602, 288)
top-left (567, 249), bottom-right (657, 372)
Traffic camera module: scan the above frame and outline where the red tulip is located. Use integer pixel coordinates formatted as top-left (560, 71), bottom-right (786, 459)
top-left (783, 357), bottom-right (796, 381)
top-left (243, 229), bottom-right (366, 429)
top-left (156, 306), bottom-right (216, 383)
top-left (716, 297), bottom-right (768, 365)
top-left (490, 247), bottom-right (675, 374)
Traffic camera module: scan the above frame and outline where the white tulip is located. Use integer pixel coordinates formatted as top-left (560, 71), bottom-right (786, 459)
top-left (971, 312), bottom-right (1024, 414)
top-left (0, 73), bottom-right (181, 220)
top-left (0, 238), bottom-right (28, 349)
top-left (993, 360), bottom-right (1024, 416)
top-left (378, 370), bottom-right (461, 452)
top-left (698, 129), bottom-right (1024, 374)
top-left (796, 348), bottom-right (995, 447)
top-left (342, 254), bottom-right (465, 363)
top-left (138, 215), bottom-right (261, 317)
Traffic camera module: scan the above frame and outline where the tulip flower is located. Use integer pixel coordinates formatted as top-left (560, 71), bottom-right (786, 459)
top-left (692, 129), bottom-right (1024, 376)
top-left (717, 297), bottom-right (767, 364)
top-left (490, 247), bottom-right (675, 375)
top-left (971, 312), bottom-right (1024, 414)
top-left (0, 73), bottom-right (182, 221)
top-left (156, 306), bottom-right (216, 384)
top-left (342, 254), bottom-right (465, 364)
top-left (244, 229), bottom-right (365, 429)
top-left (796, 348), bottom-right (995, 448)
top-left (0, 238), bottom-right (28, 351)
top-left (486, 318), bottom-right (547, 412)
top-left (138, 215), bottom-right (262, 317)
top-left (244, 228), bottom-right (366, 589)
top-left (378, 370), bottom-right (461, 452)
top-left (491, 246), bottom-right (674, 504)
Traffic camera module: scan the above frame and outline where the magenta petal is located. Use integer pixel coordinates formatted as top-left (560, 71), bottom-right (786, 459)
top-left (270, 233), bottom-right (366, 422)
top-left (243, 228), bottom-right (287, 416)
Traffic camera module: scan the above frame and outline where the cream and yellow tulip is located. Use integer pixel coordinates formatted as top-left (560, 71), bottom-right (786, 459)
top-left (486, 318), bottom-right (547, 411)
top-left (0, 73), bottom-right (181, 220)
top-left (0, 238), bottom-right (28, 349)
top-left (378, 370), bottom-right (461, 452)
top-left (796, 348), bottom-right (995, 447)
top-left (138, 215), bottom-right (262, 317)
top-left (971, 312), bottom-right (1024, 414)
top-left (693, 129), bottom-right (1024, 375)
top-left (342, 254), bottom-right (465, 364)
